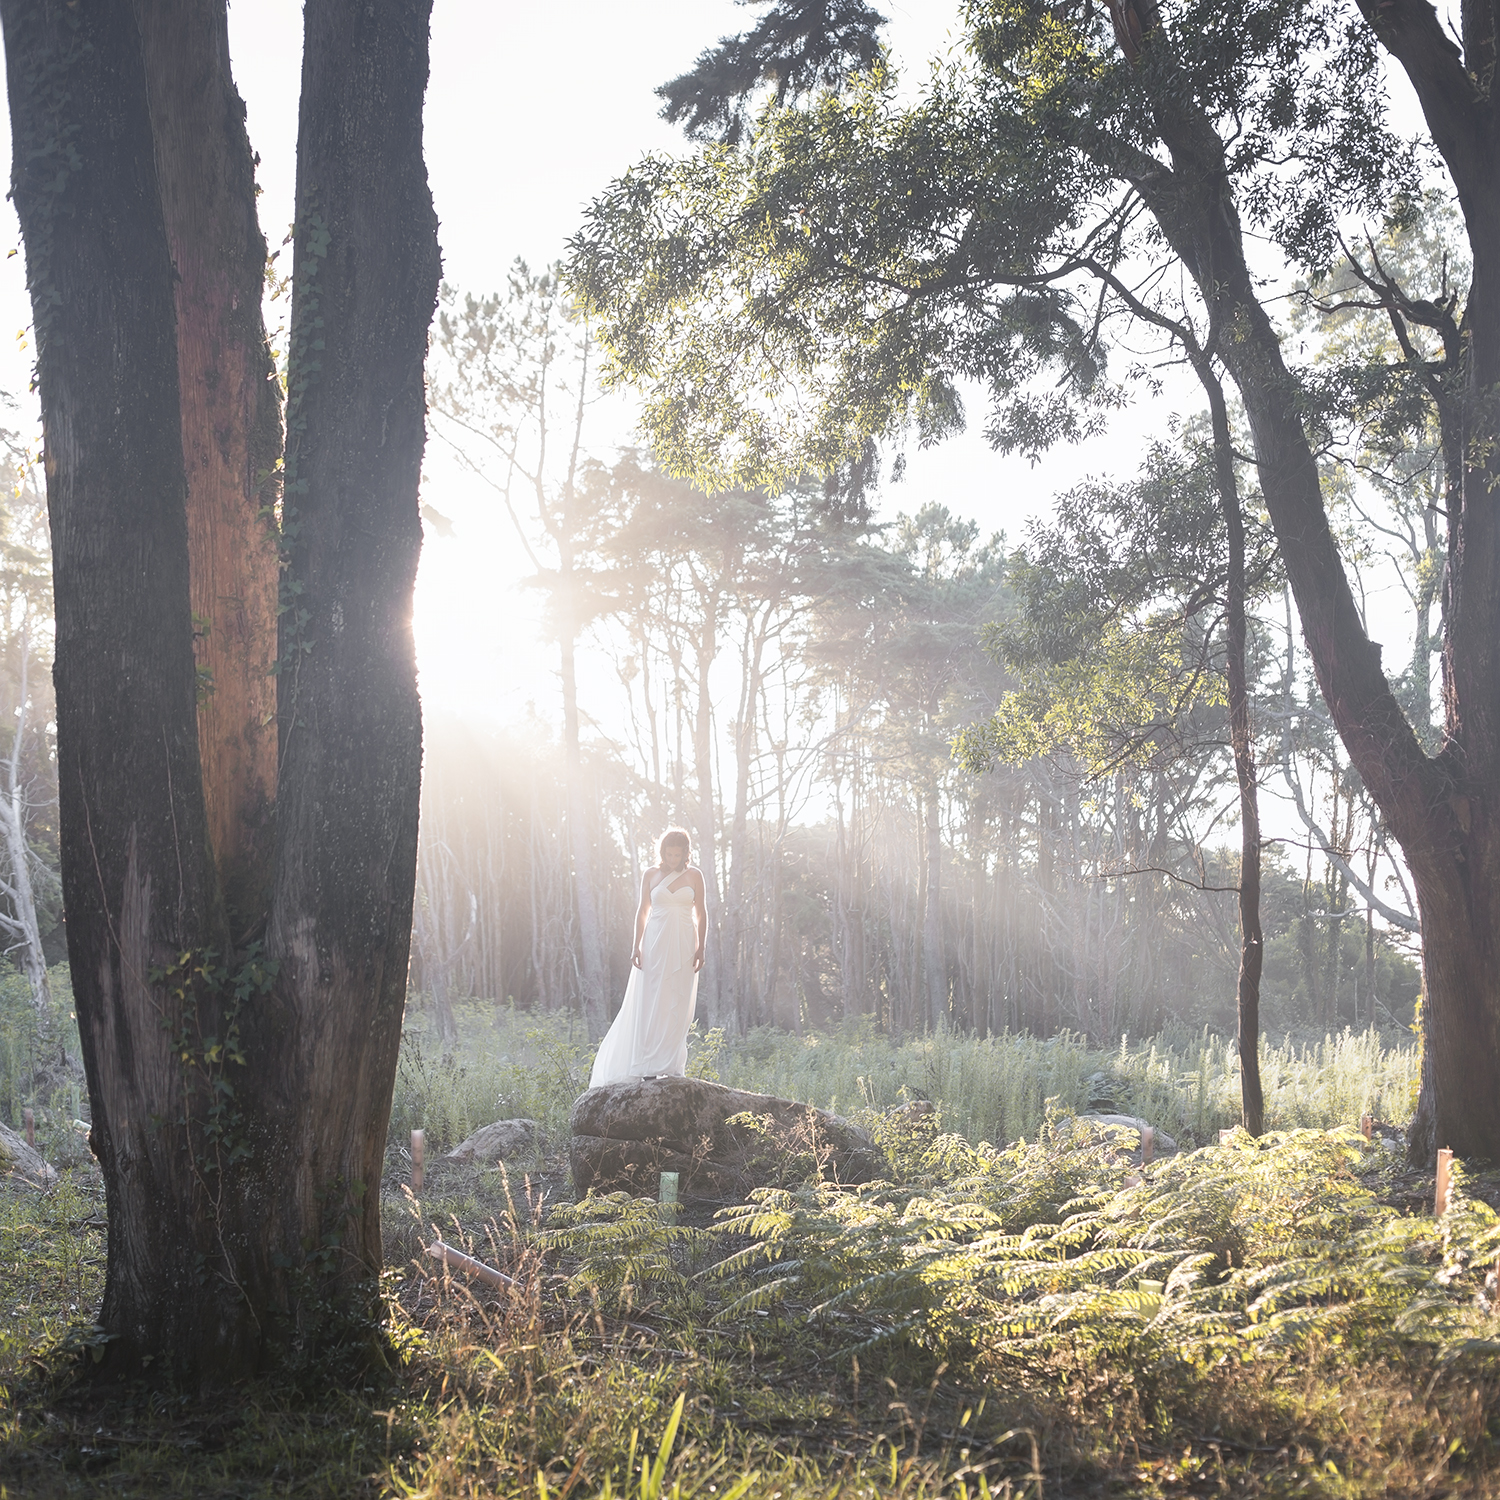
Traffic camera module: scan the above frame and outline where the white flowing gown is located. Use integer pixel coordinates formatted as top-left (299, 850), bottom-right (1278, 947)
top-left (589, 878), bottom-right (700, 1087)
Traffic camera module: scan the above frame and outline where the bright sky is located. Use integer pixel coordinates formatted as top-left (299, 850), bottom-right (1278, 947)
top-left (0, 1), bottom-right (1428, 757)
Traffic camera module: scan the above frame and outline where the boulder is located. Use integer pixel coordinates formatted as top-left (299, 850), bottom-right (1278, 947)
top-left (446, 1118), bottom-right (541, 1163)
top-left (0, 1119), bottom-right (57, 1184)
top-left (570, 1076), bottom-right (885, 1199)
top-left (1067, 1112), bottom-right (1178, 1161)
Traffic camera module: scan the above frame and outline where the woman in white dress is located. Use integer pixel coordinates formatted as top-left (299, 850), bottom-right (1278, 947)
top-left (588, 829), bottom-right (707, 1088)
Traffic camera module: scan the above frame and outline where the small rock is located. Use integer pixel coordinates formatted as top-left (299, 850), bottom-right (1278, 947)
top-left (0, 1119), bottom-right (57, 1184)
top-left (446, 1118), bottom-right (541, 1163)
top-left (570, 1076), bottom-right (885, 1199)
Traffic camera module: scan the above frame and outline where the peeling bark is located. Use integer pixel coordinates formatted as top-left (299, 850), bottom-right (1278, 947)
top-left (137, 0), bottom-right (282, 920)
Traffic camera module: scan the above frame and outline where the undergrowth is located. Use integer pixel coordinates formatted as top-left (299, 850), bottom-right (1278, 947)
top-left (0, 1006), bottom-right (1484, 1500)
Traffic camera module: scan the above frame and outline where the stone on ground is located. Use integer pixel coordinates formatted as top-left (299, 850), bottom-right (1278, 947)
top-left (446, 1118), bottom-right (541, 1163)
top-left (570, 1076), bottom-right (885, 1199)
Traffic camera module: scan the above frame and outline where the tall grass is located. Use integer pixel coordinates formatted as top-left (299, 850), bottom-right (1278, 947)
top-left (391, 1001), bottom-right (1419, 1152)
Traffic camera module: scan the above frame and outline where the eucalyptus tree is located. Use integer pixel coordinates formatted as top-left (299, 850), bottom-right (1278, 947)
top-left (571, 0), bottom-right (1500, 1162)
top-left (1, 0), bottom-right (440, 1381)
top-left (960, 425), bottom-right (1279, 1126)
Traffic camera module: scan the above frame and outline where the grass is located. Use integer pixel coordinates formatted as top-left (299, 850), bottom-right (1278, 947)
top-left (1, 1002), bottom-right (1489, 1500)
top-left (385, 1001), bottom-right (1420, 1155)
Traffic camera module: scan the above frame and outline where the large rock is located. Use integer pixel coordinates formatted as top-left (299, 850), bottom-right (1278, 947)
top-left (570, 1076), bottom-right (885, 1199)
top-left (0, 1119), bottom-right (56, 1184)
top-left (446, 1118), bottom-right (541, 1163)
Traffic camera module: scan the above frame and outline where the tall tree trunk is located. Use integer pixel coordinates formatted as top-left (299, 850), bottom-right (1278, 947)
top-left (2, 0), bottom-right (228, 1377)
top-left (260, 0), bottom-right (439, 1333)
top-left (723, 611), bottom-right (768, 1032)
top-left (1201, 361), bottom-right (1264, 1134)
top-left (921, 778), bottom-right (945, 1028)
top-left (136, 0), bottom-right (281, 921)
top-left (1130, 91), bottom-right (1500, 1164)
top-left (2, 0), bottom-right (440, 1381)
top-left (560, 625), bottom-right (607, 1038)
top-left (693, 585), bottom-right (723, 1026)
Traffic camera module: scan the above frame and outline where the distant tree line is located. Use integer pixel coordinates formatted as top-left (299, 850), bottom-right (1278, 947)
top-left (417, 275), bottom-right (1419, 1043)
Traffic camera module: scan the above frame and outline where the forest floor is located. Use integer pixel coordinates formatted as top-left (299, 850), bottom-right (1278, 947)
top-left (2, 1134), bottom-right (1498, 1500)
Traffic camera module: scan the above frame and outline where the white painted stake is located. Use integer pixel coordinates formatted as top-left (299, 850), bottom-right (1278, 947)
top-left (659, 1170), bottom-right (679, 1217)
top-left (1436, 1147), bottom-right (1453, 1217)
top-left (411, 1128), bottom-right (424, 1195)
top-left (1141, 1126), bottom-right (1154, 1164)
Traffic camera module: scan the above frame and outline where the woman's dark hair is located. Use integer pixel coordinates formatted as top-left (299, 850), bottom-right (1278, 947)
top-left (658, 827), bottom-right (691, 863)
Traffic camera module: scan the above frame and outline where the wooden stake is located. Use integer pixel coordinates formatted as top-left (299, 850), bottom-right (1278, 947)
top-left (23, 1108), bottom-right (34, 1148)
top-left (411, 1127), bottom-right (424, 1195)
top-left (426, 1239), bottom-right (514, 1289)
top-left (1141, 1125), bottom-right (1154, 1164)
top-left (1435, 1147), bottom-right (1453, 1217)
top-left (1360, 1114), bottom-right (1373, 1139)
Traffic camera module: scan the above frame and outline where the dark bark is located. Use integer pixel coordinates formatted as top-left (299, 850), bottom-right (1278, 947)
top-left (0, 0), bottom-right (439, 1381)
top-left (1350, 0), bottom-right (1500, 1164)
top-left (1, 0), bottom-right (227, 1374)
top-left (1112, 82), bottom-right (1500, 1166)
top-left (136, 0), bottom-right (282, 920)
top-left (259, 0), bottom-right (439, 1329)
top-left (1202, 361), bottom-right (1264, 1135)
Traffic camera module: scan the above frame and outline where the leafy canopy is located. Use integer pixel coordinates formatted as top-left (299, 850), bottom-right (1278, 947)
top-left (569, 0), bottom-right (1413, 494)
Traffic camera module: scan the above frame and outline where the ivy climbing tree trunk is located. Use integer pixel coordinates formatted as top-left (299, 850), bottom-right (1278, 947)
top-left (0, 0), bottom-right (439, 1383)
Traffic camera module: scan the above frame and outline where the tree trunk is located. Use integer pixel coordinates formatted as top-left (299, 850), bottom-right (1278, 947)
top-left (136, 0), bottom-right (282, 922)
top-left (560, 625), bottom-right (608, 1038)
top-left (1, 0), bottom-right (439, 1381)
top-left (1201, 361), bottom-right (1264, 1134)
top-left (921, 778), bottom-right (945, 1028)
top-left (2, 0), bottom-right (229, 1376)
top-left (259, 0), bottom-right (439, 1333)
top-left (723, 611), bottom-right (768, 1032)
top-left (693, 585), bottom-right (723, 1026)
top-left (1128, 94), bottom-right (1500, 1165)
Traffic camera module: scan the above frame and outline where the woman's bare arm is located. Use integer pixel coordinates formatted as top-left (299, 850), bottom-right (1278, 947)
top-left (632, 868), bottom-right (655, 968)
top-left (688, 867), bottom-right (707, 972)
